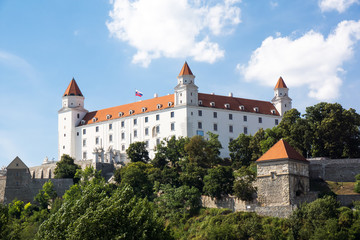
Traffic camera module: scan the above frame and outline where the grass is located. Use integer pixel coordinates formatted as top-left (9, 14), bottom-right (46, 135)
top-left (326, 181), bottom-right (359, 195)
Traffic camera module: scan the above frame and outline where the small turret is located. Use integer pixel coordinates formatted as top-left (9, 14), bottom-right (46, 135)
top-left (174, 62), bottom-right (198, 106)
top-left (272, 77), bottom-right (292, 116)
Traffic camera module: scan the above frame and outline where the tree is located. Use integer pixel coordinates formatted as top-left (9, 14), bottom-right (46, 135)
top-left (229, 133), bottom-right (252, 168)
top-left (36, 184), bottom-right (171, 240)
top-left (203, 166), bottom-right (234, 199)
top-left (233, 166), bottom-right (257, 201)
top-left (179, 163), bottom-right (207, 192)
top-left (153, 136), bottom-right (188, 169)
top-left (249, 128), bottom-right (266, 161)
top-left (0, 204), bottom-right (8, 239)
top-left (126, 141), bottom-right (150, 163)
top-left (54, 154), bottom-right (80, 181)
top-left (34, 180), bottom-right (57, 209)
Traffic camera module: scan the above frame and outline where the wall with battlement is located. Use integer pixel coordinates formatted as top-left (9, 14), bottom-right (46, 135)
top-left (308, 158), bottom-right (360, 182)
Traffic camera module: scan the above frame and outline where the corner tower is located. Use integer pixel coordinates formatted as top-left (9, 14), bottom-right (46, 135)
top-left (58, 78), bottom-right (87, 160)
top-left (271, 77), bottom-right (292, 116)
top-left (174, 62), bottom-right (198, 106)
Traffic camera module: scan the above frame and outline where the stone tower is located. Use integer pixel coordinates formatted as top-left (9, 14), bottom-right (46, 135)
top-left (271, 77), bottom-right (292, 116)
top-left (174, 62), bottom-right (198, 106)
top-left (256, 139), bottom-right (309, 206)
top-left (58, 78), bottom-right (88, 160)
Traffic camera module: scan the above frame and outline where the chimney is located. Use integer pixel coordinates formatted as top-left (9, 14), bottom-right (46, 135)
top-left (154, 93), bottom-right (158, 98)
top-left (229, 92), bottom-right (233, 97)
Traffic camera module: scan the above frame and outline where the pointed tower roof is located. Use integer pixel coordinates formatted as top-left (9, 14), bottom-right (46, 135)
top-left (7, 156), bottom-right (28, 169)
top-left (257, 139), bottom-right (307, 162)
top-left (179, 62), bottom-right (194, 76)
top-left (275, 77), bottom-right (287, 89)
top-left (63, 78), bottom-right (83, 97)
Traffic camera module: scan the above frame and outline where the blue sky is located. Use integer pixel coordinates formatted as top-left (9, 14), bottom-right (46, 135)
top-left (1, 0), bottom-right (360, 167)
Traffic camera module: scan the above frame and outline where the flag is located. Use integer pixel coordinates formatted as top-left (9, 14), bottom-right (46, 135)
top-left (135, 90), bottom-right (143, 97)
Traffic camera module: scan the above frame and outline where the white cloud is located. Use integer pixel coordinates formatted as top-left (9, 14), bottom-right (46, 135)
top-left (0, 50), bottom-right (36, 80)
top-left (106, 0), bottom-right (241, 67)
top-left (319, 0), bottom-right (358, 13)
top-left (270, 1), bottom-right (278, 9)
top-left (238, 20), bottom-right (360, 100)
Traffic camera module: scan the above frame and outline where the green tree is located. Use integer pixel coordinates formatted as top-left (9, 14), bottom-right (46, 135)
top-left (153, 136), bottom-right (188, 169)
top-left (229, 133), bottom-right (252, 167)
top-left (203, 166), bottom-right (234, 199)
top-left (0, 204), bottom-right (8, 239)
top-left (179, 163), bottom-right (207, 192)
top-left (34, 180), bottom-right (57, 209)
top-left (126, 141), bottom-right (150, 163)
top-left (54, 154), bottom-right (80, 181)
top-left (233, 166), bottom-right (257, 201)
top-left (249, 128), bottom-right (266, 161)
top-left (8, 199), bottom-right (25, 219)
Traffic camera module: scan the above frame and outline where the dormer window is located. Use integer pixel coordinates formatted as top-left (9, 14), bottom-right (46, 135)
top-left (81, 120), bottom-right (86, 125)
top-left (239, 105), bottom-right (245, 111)
top-left (129, 110), bottom-right (134, 115)
top-left (92, 117), bottom-right (98, 122)
top-left (106, 114), bottom-right (112, 119)
top-left (198, 100), bottom-right (203, 105)
top-left (118, 112), bottom-right (124, 117)
top-left (168, 102), bottom-right (173, 107)
top-left (254, 107), bottom-right (259, 112)
top-left (142, 107), bottom-right (147, 112)
top-left (271, 109), bottom-right (276, 115)
top-left (157, 104), bottom-right (162, 109)
top-left (224, 103), bottom-right (230, 109)
top-left (210, 102), bottom-right (215, 107)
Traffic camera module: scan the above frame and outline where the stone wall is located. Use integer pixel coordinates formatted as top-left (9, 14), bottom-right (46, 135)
top-left (255, 205), bottom-right (296, 218)
top-left (337, 195), bottom-right (360, 206)
top-left (308, 158), bottom-right (360, 182)
top-left (0, 176), bottom-right (6, 203)
top-left (201, 195), bottom-right (257, 212)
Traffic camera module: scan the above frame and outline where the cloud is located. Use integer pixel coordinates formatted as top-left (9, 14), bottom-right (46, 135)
top-left (106, 0), bottom-right (241, 67)
top-left (238, 20), bottom-right (360, 100)
top-left (0, 50), bottom-right (36, 80)
top-left (319, 0), bottom-right (358, 13)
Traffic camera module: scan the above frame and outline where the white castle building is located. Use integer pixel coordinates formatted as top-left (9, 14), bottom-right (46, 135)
top-left (58, 62), bottom-right (291, 163)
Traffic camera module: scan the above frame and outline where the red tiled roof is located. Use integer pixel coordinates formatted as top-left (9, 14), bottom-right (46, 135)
top-left (80, 94), bottom-right (175, 126)
top-left (198, 93), bottom-right (280, 116)
top-left (257, 139), bottom-right (307, 162)
top-left (179, 62), bottom-right (193, 76)
top-left (64, 78), bottom-right (83, 97)
top-left (275, 77), bottom-right (287, 89)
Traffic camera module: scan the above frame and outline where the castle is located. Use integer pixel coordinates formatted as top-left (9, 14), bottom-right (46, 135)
top-left (58, 62), bottom-right (291, 163)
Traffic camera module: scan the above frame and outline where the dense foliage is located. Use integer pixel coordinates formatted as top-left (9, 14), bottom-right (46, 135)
top-left (54, 154), bottom-right (80, 181)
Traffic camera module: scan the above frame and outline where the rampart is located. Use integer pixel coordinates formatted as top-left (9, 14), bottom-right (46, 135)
top-left (308, 158), bottom-right (360, 182)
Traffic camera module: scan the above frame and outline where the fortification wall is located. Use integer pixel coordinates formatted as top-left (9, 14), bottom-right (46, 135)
top-left (336, 195), bottom-right (360, 206)
top-left (255, 205), bottom-right (296, 218)
top-left (308, 158), bottom-right (360, 182)
top-left (0, 176), bottom-right (6, 203)
top-left (201, 195), bottom-right (257, 212)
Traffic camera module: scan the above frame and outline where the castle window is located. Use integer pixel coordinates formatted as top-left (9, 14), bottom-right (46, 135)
top-left (198, 110), bottom-right (202, 116)
top-left (156, 138), bottom-right (161, 145)
top-left (77, 132), bottom-right (79, 136)
top-left (239, 105), bottom-right (245, 111)
top-left (258, 117), bottom-right (262, 123)
top-left (271, 109), bottom-right (276, 114)
top-left (157, 104), bottom-right (162, 109)
top-left (64, 134), bottom-right (66, 137)
top-left (145, 116), bottom-right (149, 122)
top-left (213, 123), bottom-right (218, 131)
top-left (244, 127), bottom-right (248, 134)
top-left (156, 125), bottom-right (160, 134)
top-left (229, 138), bottom-right (234, 142)
top-left (198, 122), bottom-right (202, 129)
top-left (170, 111), bottom-right (174, 118)
top-left (213, 112), bottom-right (217, 118)
top-left (121, 121), bottom-right (125, 128)
top-left (285, 104), bottom-right (287, 107)
top-left (229, 125), bottom-right (233, 133)
top-left (243, 116), bottom-right (247, 122)
top-left (210, 102), bottom-right (215, 107)
top-left (145, 140), bottom-right (149, 148)
top-left (145, 127), bottom-right (149, 136)
top-left (77, 113), bottom-right (80, 119)
top-left (119, 112), bottom-right (124, 117)
top-left (63, 145), bottom-right (65, 149)
top-left (142, 107), bottom-right (147, 112)
top-left (168, 102), bottom-right (173, 107)
top-left (92, 117), bottom-right (97, 122)
top-left (83, 129), bottom-right (86, 135)
top-left (224, 103), bottom-right (230, 109)
top-left (198, 100), bottom-right (203, 105)
top-left (134, 130), bottom-right (137, 138)
top-left (121, 132), bottom-right (125, 140)
top-left (122, 145), bottom-right (125, 151)
top-left (109, 123), bottom-right (113, 130)
top-left (96, 126), bottom-right (99, 132)
top-left (106, 114), bottom-right (112, 119)
top-left (156, 114), bottom-right (160, 121)
top-left (95, 137), bottom-right (99, 145)
top-left (180, 100), bottom-right (182, 104)
top-left (83, 139), bottom-right (86, 147)
top-left (196, 130), bottom-right (204, 136)
top-left (229, 114), bottom-right (233, 120)
top-left (81, 120), bottom-right (85, 125)
top-left (134, 119), bottom-right (137, 125)
top-left (275, 119), bottom-right (279, 125)
top-left (83, 152), bottom-right (87, 159)
top-left (254, 107), bottom-right (259, 112)
top-left (280, 92), bottom-right (282, 96)
top-left (129, 110), bottom-right (134, 115)
top-left (271, 172), bottom-right (276, 180)
top-left (171, 122), bottom-right (175, 131)
top-left (109, 134), bottom-right (113, 142)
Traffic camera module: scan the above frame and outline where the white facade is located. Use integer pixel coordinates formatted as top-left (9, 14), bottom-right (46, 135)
top-left (58, 63), bottom-right (290, 163)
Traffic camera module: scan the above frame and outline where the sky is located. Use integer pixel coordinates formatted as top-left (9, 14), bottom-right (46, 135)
top-left (1, 0), bottom-right (360, 167)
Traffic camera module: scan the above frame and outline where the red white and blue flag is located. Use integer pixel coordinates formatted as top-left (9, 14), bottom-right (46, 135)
top-left (135, 90), bottom-right (143, 97)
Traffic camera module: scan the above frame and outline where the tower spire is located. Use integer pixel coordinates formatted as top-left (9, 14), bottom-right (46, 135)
top-left (275, 77), bottom-right (288, 89)
top-left (178, 61), bottom-right (194, 76)
top-left (63, 78), bottom-right (83, 97)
